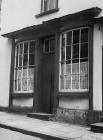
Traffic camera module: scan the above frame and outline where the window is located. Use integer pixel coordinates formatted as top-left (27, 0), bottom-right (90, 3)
top-left (43, 37), bottom-right (55, 53)
top-left (59, 28), bottom-right (89, 92)
top-left (41, 0), bottom-right (58, 13)
top-left (14, 40), bottom-right (35, 93)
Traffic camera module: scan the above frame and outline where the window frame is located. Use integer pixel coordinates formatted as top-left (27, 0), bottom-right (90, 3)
top-left (59, 27), bottom-right (89, 92)
top-left (41, 0), bottom-right (58, 13)
top-left (13, 40), bottom-right (36, 94)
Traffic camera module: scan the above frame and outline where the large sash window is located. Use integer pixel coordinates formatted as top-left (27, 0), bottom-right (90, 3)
top-left (14, 40), bottom-right (35, 93)
top-left (59, 28), bottom-right (89, 92)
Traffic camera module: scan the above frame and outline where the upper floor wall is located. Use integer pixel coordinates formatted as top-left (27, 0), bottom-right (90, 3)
top-left (1, 0), bottom-right (103, 34)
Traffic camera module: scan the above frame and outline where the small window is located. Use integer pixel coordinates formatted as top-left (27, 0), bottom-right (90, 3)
top-left (41, 0), bottom-right (58, 13)
top-left (43, 37), bottom-right (55, 53)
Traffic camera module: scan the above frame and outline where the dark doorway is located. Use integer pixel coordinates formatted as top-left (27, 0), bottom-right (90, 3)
top-left (41, 37), bottom-right (55, 113)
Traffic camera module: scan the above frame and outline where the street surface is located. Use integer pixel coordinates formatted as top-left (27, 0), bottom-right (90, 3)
top-left (0, 127), bottom-right (43, 140)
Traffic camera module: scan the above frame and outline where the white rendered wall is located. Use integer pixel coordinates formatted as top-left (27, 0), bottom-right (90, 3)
top-left (1, 0), bottom-right (103, 34)
top-left (59, 97), bottom-right (89, 110)
top-left (0, 35), bottom-right (11, 107)
top-left (93, 24), bottom-right (103, 111)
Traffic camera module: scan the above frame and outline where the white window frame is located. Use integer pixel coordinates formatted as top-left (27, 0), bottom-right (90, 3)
top-left (59, 27), bottom-right (89, 92)
top-left (14, 40), bottom-right (36, 93)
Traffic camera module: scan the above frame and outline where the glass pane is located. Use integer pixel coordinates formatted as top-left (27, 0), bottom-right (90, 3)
top-left (73, 44), bottom-right (79, 59)
top-left (80, 62), bottom-right (88, 89)
top-left (80, 43), bottom-right (88, 58)
top-left (66, 63), bottom-right (71, 75)
top-left (17, 69), bottom-right (22, 79)
top-left (44, 40), bottom-right (49, 53)
top-left (14, 80), bottom-right (17, 91)
top-left (29, 54), bottom-right (34, 65)
top-left (28, 78), bottom-right (34, 91)
top-left (72, 74), bottom-right (79, 89)
top-left (72, 63), bottom-right (79, 74)
top-left (67, 31), bottom-right (72, 45)
top-left (80, 74), bottom-right (88, 89)
top-left (19, 44), bottom-right (23, 54)
top-left (29, 68), bottom-right (34, 78)
top-left (60, 75), bottom-right (64, 89)
top-left (19, 55), bottom-right (22, 67)
top-left (24, 42), bottom-right (28, 54)
top-left (61, 63), bottom-right (65, 75)
top-left (81, 28), bottom-right (88, 43)
top-left (23, 54), bottom-right (28, 66)
top-left (29, 41), bottom-right (35, 54)
top-left (66, 45), bottom-right (71, 60)
top-left (16, 56), bottom-right (18, 67)
top-left (18, 79), bottom-right (22, 91)
top-left (50, 39), bottom-right (55, 52)
top-left (23, 68), bottom-right (27, 79)
top-left (73, 30), bottom-right (80, 44)
top-left (61, 35), bottom-right (65, 62)
top-left (44, 0), bottom-right (48, 11)
top-left (49, 0), bottom-right (57, 10)
top-left (65, 75), bottom-right (71, 89)
top-left (22, 79), bottom-right (27, 91)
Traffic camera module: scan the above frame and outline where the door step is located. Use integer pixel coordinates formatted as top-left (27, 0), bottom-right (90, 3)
top-left (27, 112), bottom-right (54, 121)
top-left (91, 123), bottom-right (103, 133)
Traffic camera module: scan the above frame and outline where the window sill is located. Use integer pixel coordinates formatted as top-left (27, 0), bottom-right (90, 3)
top-left (58, 92), bottom-right (89, 97)
top-left (35, 8), bottom-right (59, 18)
top-left (12, 93), bottom-right (34, 98)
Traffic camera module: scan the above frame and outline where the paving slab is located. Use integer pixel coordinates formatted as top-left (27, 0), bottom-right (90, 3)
top-left (0, 112), bottom-right (102, 140)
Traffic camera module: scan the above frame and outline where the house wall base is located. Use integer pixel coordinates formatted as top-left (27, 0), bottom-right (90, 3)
top-left (54, 108), bottom-right (103, 125)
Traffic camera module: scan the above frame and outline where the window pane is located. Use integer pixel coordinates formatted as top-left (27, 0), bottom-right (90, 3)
top-left (29, 68), bottom-right (34, 78)
top-left (65, 75), bottom-right (71, 89)
top-left (73, 44), bottom-right (79, 59)
top-left (72, 74), bottom-right (79, 89)
top-left (66, 63), bottom-right (71, 74)
top-left (80, 62), bottom-right (88, 89)
top-left (50, 39), bottom-right (55, 52)
top-left (67, 31), bottom-right (72, 45)
top-left (44, 0), bottom-right (48, 11)
top-left (19, 44), bottom-right (23, 54)
top-left (29, 54), bottom-right (34, 65)
top-left (16, 56), bottom-right (18, 67)
top-left (23, 68), bottom-right (27, 79)
top-left (29, 41), bottom-right (35, 54)
top-left (23, 54), bottom-right (28, 66)
top-left (81, 28), bottom-right (88, 43)
top-left (14, 80), bottom-right (17, 91)
top-left (28, 78), bottom-right (34, 91)
top-left (72, 63), bottom-right (79, 74)
top-left (17, 69), bottom-right (22, 79)
top-left (73, 30), bottom-right (80, 44)
top-left (24, 42), bottom-right (28, 54)
top-left (80, 43), bottom-right (88, 58)
top-left (22, 79), bottom-right (27, 91)
top-left (18, 79), bottom-right (22, 91)
top-left (66, 45), bottom-right (71, 60)
top-left (44, 40), bottom-right (49, 52)
top-left (19, 55), bottom-right (22, 67)
top-left (49, 0), bottom-right (57, 10)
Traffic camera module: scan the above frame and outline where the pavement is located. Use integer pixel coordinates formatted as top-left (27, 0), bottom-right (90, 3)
top-left (0, 112), bottom-right (103, 140)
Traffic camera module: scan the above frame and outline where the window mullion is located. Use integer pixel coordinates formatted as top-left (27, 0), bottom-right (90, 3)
top-left (71, 31), bottom-right (73, 90)
top-left (21, 43), bottom-right (24, 92)
top-left (79, 29), bottom-right (81, 90)
top-left (14, 46), bottom-right (17, 92)
top-left (27, 42), bottom-right (30, 91)
top-left (64, 33), bottom-right (66, 89)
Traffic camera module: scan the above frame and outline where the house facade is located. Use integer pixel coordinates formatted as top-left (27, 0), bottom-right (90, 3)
top-left (1, 0), bottom-right (103, 125)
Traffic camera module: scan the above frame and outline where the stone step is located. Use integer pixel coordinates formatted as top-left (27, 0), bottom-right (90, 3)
top-left (27, 112), bottom-right (54, 121)
top-left (91, 122), bottom-right (103, 133)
